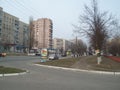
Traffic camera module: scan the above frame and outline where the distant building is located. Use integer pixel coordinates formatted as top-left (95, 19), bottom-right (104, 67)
top-left (32, 18), bottom-right (53, 49)
top-left (70, 38), bottom-right (83, 44)
top-left (53, 38), bottom-right (72, 53)
top-left (0, 7), bottom-right (29, 52)
top-left (53, 38), bottom-right (63, 50)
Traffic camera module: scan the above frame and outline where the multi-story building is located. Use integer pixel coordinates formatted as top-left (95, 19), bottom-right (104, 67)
top-left (53, 38), bottom-right (72, 53)
top-left (18, 21), bottom-right (29, 52)
top-left (32, 18), bottom-right (53, 49)
top-left (53, 38), bottom-right (63, 50)
top-left (0, 7), bottom-right (29, 52)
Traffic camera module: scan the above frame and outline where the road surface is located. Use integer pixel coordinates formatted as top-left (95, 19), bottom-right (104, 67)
top-left (0, 56), bottom-right (120, 90)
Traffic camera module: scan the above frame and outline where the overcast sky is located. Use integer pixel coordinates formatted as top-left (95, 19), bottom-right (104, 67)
top-left (0, 0), bottom-right (120, 42)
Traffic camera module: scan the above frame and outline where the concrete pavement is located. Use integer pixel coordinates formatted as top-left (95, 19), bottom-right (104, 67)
top-left (0, 56), bottom-right (120, 90)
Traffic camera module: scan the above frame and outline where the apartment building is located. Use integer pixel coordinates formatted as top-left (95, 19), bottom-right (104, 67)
top-left (53, 38), bottom-right (72, 52)
top-left (0, 7), bottom-right (29, 52)
top-left (19, 21), bottom-right (29, 51)
top-left (53, 38), bottom-right (63, 50)
top-left (32, 18), bottom-right (53, 49)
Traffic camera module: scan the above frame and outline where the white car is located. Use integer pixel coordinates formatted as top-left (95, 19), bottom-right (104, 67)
top-left (48, 54), bottom-right (59, 60)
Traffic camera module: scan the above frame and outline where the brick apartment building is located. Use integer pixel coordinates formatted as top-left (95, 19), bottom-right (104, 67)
top-left (32, 18), bottom-right (53, 49)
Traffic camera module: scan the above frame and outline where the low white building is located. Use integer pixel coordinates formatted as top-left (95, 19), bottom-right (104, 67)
top-left (53, 38), bottom-right (72, 53)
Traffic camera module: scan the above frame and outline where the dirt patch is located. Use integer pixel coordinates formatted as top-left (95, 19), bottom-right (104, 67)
top-left (71, 56), bottom-right (94, 70)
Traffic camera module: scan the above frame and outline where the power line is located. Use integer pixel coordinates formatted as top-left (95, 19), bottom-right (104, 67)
top-left (14, 0), bottom-right (41, 18)
top-left (1, 0), bottom-right (30, 23)
top-left (20, 0), bottom-right (42, 17)
top-left (1, 0), bottom-right (42, 23)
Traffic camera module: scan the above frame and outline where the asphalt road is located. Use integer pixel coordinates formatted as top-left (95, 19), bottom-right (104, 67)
top-left (0, 56), bottom-right (120, 90)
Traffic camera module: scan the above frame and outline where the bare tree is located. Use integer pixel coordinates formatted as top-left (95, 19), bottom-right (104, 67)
top-left (70, 39), bottom-right (87, 57)
top-left (74, 0), bottom-right (115, 53)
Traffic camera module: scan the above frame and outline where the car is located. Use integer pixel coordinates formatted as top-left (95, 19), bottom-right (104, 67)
top-left (0, 53), bottom-right (6, 57)
top-left (61, 54), bottom-right (67, 57)
top-left (48, 54), bottom-right (59, 60)
top-left (28, 53), bottom-right (36, 56)
top-left (35, 53), bottom-right (41, 56)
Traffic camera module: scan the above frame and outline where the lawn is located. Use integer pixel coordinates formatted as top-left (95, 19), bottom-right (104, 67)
top-left (0, 66), bottom-right (26, 74)
top-left (37, 57), bottom-right (80, 68)
top-left (92, 56), bottom-right (120, 72)
top-left (37, 56), bottom-right (120, 72)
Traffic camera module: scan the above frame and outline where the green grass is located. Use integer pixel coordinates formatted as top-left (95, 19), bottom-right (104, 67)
top-left (36, 56), bottom-right (120, 72)
top-left (37, 58), bottom-right (80, 68)
top-left (0, 66), bottom-right (26, 74)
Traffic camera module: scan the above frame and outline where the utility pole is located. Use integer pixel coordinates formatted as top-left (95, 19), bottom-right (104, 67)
top-left (29, 16), bottom-right (34, 52)
top-left (76, 36), bottom-right (78, 45)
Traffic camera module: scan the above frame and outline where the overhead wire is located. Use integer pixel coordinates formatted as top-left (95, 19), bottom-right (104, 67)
top-left (1, 0), bottom-right (42, 23)
top-left (19, 0), bottom-right (42, 17)
top-left (14, 0), bottom-right (41, 18)
top-left (1, 0), bottom-right (31, 23)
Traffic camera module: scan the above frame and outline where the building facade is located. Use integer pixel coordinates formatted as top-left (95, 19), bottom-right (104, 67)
top-left (53, 38), bottom-right (63, 50)
top-left (0, 7), bottom-right (29, 52)
top-left (32, 18), bottom-right (53, 49)
top-left (53, 38), bottom-right (72, 53)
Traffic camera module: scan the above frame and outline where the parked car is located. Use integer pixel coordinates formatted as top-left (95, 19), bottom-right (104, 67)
top-left (48, 54), bottom-right (59, 60)
top-left (35, 53), bottom-right (41, 56)
top-left (61, 53), bottom-right (67, 57)
top-left (0, 53), bottom-right (6, 57)
top-left (28, 53), bottom-right (36, 56)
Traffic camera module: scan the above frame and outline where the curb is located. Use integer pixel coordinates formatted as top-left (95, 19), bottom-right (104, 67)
top-left (34, 64), bottom-right (120, 75)
top-left (0, 70), bottom-right (29, 77)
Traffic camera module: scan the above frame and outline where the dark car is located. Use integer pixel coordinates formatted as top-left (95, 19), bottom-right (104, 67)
top-left (61, 54), bottom-right (67, 57)
top-left (35, 53), bottom-right (41, 56)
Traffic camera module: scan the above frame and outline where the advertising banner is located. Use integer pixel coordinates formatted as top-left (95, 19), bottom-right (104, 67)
top-left (41, 48), bottom-right (48, 58)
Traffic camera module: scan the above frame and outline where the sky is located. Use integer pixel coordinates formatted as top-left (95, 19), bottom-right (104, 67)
top-left (0, 0), bottom-right (120, 42)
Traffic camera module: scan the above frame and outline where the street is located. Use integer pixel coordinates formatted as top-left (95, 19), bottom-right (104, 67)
top-left (0, 56), bottom-right (120, 90)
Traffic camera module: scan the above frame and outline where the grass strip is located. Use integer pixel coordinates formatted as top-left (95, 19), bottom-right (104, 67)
top-left (37, 58), bottom-right (79, 68)
top-left (36, 56), bottom-right (120, 72)
top-left (0, 66), bottom-right (26, 74)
